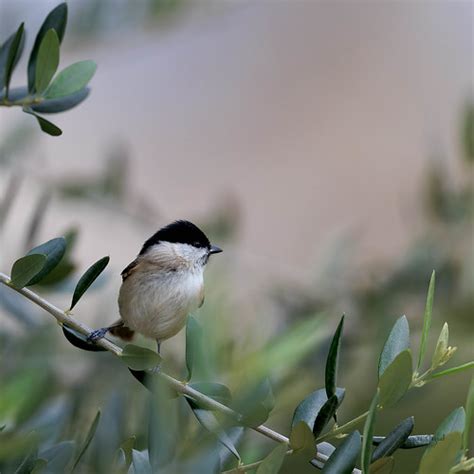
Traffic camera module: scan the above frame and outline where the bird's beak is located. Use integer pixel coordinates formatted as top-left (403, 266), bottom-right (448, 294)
top-left (209, 245), bottom-right (223, 255)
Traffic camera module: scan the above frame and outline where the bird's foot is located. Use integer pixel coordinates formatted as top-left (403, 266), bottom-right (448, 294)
top-left (87, 327), bottom-right (109, 343)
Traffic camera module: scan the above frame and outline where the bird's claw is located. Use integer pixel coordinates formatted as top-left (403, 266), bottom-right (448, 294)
top-left (87, 328), bottom-right (108, 343)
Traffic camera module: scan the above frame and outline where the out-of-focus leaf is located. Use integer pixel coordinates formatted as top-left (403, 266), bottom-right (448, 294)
top-left (450, 457), bottom-right (474, 473)
top-left (187, 399), bottom-right (241, 461)
top-left (256, 443), bottom-right (287, 474)
top-left (462, 101), bottom-right (474, 162)
top-left (35, 29), bottom-right (59, 94)
top-left (148, 378), bottom-right (178, 469)
top-left (188, 382), bottom-right (232, 405)
top-left (292, 387), bottom-right (345, 431)
top-left (369, 457), bottom-right (394, 474)
top-left (361, 390), bottom-right (379, 472)
top-left (186, 315), bottom-right (213, 381)
top-left (45, 61), bottom-right (96, 99)
top-left (24, 192), bottom-right (51, 252)
top-left (378, 350), bottom-right (412, 407)
top-left (28, 2), bottom-right (68, 92)
top-left (23, 108), bottom-right (63, 136)
top-left (2, 23), bottom-right (25, 93)
top-left (431, 322), bottom-right (449, 369)
top-left (119, 436), bottom-right (135, 469)
top-left (371, 417), bottom-right (414, 462)
top-left (321, 431), bottom-right (361, 474)
top-left (372, 435), bottom-right (433, 449)
top-left (434, 407), bottom-right (465, 441)
top-left (130, 449), bottom-right (152, 474)
top-left (32, 87), bottom-right (90, 114)
top-left (69, 256), bottom-right (109, 309)
top-left (313, 394), bottom-right (343, 439)
top-left (10, 254), bottom-right (47, 289)
top-left (37, 261), bottom-right (75, 287)
top-left (325, 315), bottom-right (344, 402)
top-left (121, 345), bottom-right (161, 370)
top-left (30, 459), bottom-right (48, 474)
top-left (62, 325), bottom-right (107, 352)
top-left (463, 377), bottom-right (474, 451)
top-left (0, 86), bottom-right (28, 102)
top-left (26, 237), bottom-right (66, 285)
top-left (378, 316), bottom-right (410, 378)
top-left (417, 270), bottom-right (435, 371)
top-left (419, 432), bottom-right (462, 474)
top-left (40, 441), bottom-right (75, 473)
top-left (72, 410), bottom-right (100, 470)
top-left (289, 421), bottom-right (315, 455)
top-left (13, 442), bottom-right (37, 474)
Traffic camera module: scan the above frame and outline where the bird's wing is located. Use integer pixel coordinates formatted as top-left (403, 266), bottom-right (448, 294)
top-left (121, 259), bottom-right (139, 281)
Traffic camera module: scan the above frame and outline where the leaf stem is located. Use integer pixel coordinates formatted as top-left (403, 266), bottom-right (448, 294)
top-left (0, 272), bottom-right (361, 473)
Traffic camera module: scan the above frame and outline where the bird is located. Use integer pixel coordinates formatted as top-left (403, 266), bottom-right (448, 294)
top-left (87, 220), bottom-right (222, 354)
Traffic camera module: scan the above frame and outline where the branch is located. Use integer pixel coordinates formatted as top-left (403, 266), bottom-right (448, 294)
top-left (0, 272), bottom-right (361, 473)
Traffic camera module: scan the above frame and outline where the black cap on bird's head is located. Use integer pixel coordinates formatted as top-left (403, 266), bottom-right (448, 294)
top-left (140, 220), bottom-right (222, 256)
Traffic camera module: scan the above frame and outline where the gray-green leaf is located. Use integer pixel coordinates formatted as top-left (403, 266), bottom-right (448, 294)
top-left (131, 450), bottom-right (152, 474)
top-left (10, 254), bottom-right (47, 289)
top-left (372, 417), bottom-right (414, 462)
top-left (121, 345), bottom-right (161, 370)
top-left (256, 443), bottom-right (288, 474)
top-left (25, 237), bottom-right (66, 285)
top-left (28, 3), bottom-right (68, 92)
top-left (313, 394), bottom-right (343, 439)
top-left (2, 23), bottom-right (25, 94)
top-left (417, 270), bottom-right (435, 371)
top-left (361, 390), bottom-right (379, 473)
top-left (35, 29), bottom-right (59, 94)
top-left (463, 377), bottom-right (474, 452)
top-left (23, 108), bottom-right (63, 136)
top-left (322, 431), bottom-right (361, 474)
top-left (31, 88), bottom-right (90, 114)
top-left (378, 349), bottom-right (412, 408)
top-left (325, 315), bottom-right (344, 400)
top-left (45, 60), bottom-right (96, 99)
top-left (70, 256), bottom-right (109, 310)
top-left (72, 410), bottom-right (100, 471)
top-left (434, 407), bottom-right (465, 441)
top-left (378, 316), bottom-right (410, 378)
top-left (419, 432), bottom-right (462, 474)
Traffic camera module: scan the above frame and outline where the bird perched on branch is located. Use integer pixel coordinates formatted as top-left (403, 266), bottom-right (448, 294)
top-left (88, 220), bottom-right (222, 353)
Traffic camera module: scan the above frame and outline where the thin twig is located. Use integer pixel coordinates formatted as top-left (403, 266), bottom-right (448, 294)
top-left (0, 272), bottom-right (361, 473)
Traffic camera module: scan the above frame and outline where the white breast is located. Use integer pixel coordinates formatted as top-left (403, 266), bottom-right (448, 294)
top-left (118, 268), bottom-right (204, 341)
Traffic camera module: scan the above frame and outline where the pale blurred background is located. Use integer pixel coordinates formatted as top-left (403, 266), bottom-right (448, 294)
top-left (0, 1), bottom-right (473, 473)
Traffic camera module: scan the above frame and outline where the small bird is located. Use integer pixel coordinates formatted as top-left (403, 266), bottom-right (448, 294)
top-left (88, 220), bottom-right (222, 353)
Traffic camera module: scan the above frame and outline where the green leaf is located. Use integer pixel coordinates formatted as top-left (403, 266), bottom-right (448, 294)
top-left (2, 23), bottom-right (25, 94)
top-left (372, 417), bottom-right (414, 462)
top-left (23, 108), bottom-right (63, 136)
top-left (462, 101), bottom-right (474, 162)
top-left (70, 256), bottom-right (109, 310)
top-left (431, 322), bottom-right (449, 368)
top-left (40, 441), bottom-right (75, 472)
top-left (378, 350), bottom-right (412, 408)
top-left (188, 382), bottom-right (232, 405)
top-left (361, 390), bottom-right (380, 473)
top-left (131, 450), bottom-right (152, 474)
top-left (32, 88), bottom-right (90, 114)
top-left (325, 315), bottom-right (344, 401)
top-left (369, 457), bottom-right (394, 474)
top-left (187, 399), bottom-right (241, 461)
top-left (322, 431), bottom-right (361, 474)
top-left (30, 459), bottom-right (48, 474)
top-left (118, 437), bottom-right (135, 470)
top-left (417, 270), bottom-right (435, 371)
top-left (434, 407), bottom-right (465, 441)
top-left (373, 434), bottom-right (433, 449)
top-left (28, 3), bottom-right (68, 92)
top-left (313, 394), bottom-right (343, 439)
top-left (25, 237), bottom-right (66, 285)
top-left (463, 377), bottom-right (474, 451)
top-left (256, 443), bottom-right (288, 474)
top-left (72, 410), bottom-right (100, 471)
top-left (419, 432), bottom-right (462, 474)
top-left (35, 29), bottom-right (59, 94)
top-left (120, 344), bottom-right (161, 370)
top-left (185, 315), bottom-right (213, 381)
top-left (10, 254), bottom-right (47, 289)
top-left (289, 421), bottom-right (315, 453)
top-left (378, 316), bottom-right (410, 378)
top-left (430, 362), bottom-right (474, 380)
top-left (292, 388), bottom-right (345, 431)
top-left (45, 61), bottom-right (97, 99)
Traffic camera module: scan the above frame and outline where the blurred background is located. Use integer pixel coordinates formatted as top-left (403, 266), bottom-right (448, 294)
top-left (0, 1), bottom-right (473, 473)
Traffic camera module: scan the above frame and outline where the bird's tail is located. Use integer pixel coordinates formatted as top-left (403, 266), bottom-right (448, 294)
top-left (109, 320), bottom-right (135, 341)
